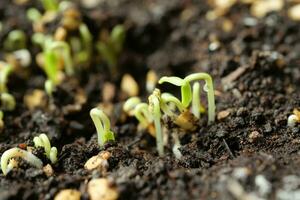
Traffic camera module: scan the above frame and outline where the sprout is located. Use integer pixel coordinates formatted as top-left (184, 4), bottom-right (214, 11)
top-left (33, 133), bottom-right (58, 164)
top-left (172, 133), bottom-right (182, 160)
top-left (160, 93), bottom-right (185, 117)
top-left (158, 76), bottom-right (192, 108)
top-left (4, 30), bottom-right (26, 51)
top-left (26, 8), bottom-right (42, 22)
top-left (185, 73), bottom-right (216, 124)
top-left (159, 72), bottom-right (216, 124)
top-left (134, 103), bottom-right (153, 128)
top-left (0, 62), bottom-right (13, 93)
top-left (1, 147), bottom-right (43, 175)
top-left (41, 0), bottom-right (59, 11)
top-left (90, 108), bottom-right (115, 147)
top-left (96, 25), bottom-right (126, 77)
top-left (78, 23), bottom-right (92, 60)
top-left (123, 97), bottom-right (141, 116)
top-left (1, 93), bottom-right (16, 111)
top-left (148, 89), bottom-right (164, 156)
top-left (45, 39), bottom-right (74, 76)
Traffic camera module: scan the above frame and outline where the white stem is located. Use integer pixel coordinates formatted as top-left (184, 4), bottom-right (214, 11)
top-left (192, 82), bottom-right (201, 118)
top-left (1, 148), bottom-right (43, 175)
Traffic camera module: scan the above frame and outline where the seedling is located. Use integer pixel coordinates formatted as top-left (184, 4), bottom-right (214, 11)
top-left (33, 133), bottom-right (58, 164)
top-left (96, 25), bottom-right (126, 77)
top-left (134, 103), bottom-right (153, 129)
top-left (172, 133), bottom-right (182, 160)
top-left (0, 62), bottom-right (13, 93)
top-left (159, 72), bottom-right (216, 124)
top-left (26, 8), bottom-right (42, 22)
top-left (160, 92), bottom-right (185, 117)
top-left (4, 30), bottom-right (26, 51)
top-left (90, 108), bottom-right (115, 147)
top-left (185, 73), bottom-right (216, 124)
top-left (41, 0), bottom-right (59, 11)
top-left (148, 89), bottom-right (164, 156)
top-left (77, 23), bottom-right (92, 64)
top-left (1, 93), bottom-right (16, 111)
top-left (1, 147), bottom-right (43, 175)
top-left (158, 76), bottom-right (192, 108)
top-left (123, 97), bottom-right (141, 116)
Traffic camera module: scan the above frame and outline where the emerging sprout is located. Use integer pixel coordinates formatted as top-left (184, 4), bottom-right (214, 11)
top-left (77, 23), bottom-right (93, 64)
top-left (41, 0), bottom-right (59, 11)
top-left (1, 147), bottom-right (43, 175)
top-left (123, 97), bottom-right (141, 116)
top-left (158, 76), bottom-right (192, 108)
top-left (4, 30), bottom-right (26, 51)
top-left (160, 93), bottom-right (185, 117)
top-left (1, 93), bottom-right (16, 111)
top-left (134, 103), bottom-right (153, 129)
top-left (26, 8), bottom-right (42, 22)
top-left (96, 25), bottom-right (126, 77)
top-left (0, 62), bottom-right (13, 93)
top-left (172, 133), bottom-right (182, 160)
top-left (159, 72), bottom-right (216, 124)
top-left (185, 73), bottom-right (216, 124)
top-left (33, 133), bottom-right (58, 164)
top-left (90, 108), bottom-right (115, 147)
top-left (148, 89), bottom-right (164, 156)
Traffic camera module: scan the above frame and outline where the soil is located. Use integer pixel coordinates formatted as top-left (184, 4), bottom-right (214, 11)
top-left (1, 0), bottom-right (300, 200)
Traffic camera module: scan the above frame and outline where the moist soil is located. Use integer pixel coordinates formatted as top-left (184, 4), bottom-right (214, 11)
top-left (1, 0), bottom-right (300, 200)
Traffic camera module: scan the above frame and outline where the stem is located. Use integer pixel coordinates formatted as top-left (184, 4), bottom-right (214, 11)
top-left (149, 89), bottom-right (164, 156)
top-left (1, 148), bottom-right (43, 175)
top-left (192, 82), bottom-right (201, 118)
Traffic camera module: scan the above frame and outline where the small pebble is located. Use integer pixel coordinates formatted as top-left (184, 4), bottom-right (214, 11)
top-left (88, 178), bottom-right (119, 200)
top-left (217, 110), bottom-right (230, 120)
top-left (248, 131), bottom-right (261, 143)
top-left (54, 189), bottom-right (81, 200)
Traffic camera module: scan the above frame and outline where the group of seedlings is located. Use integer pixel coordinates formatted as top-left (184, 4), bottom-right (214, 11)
top-left (0, 0), bottom-right (297, 179)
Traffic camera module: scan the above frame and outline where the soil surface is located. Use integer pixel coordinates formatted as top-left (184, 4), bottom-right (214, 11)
top-left (1, 0), bottom-right (300, 200)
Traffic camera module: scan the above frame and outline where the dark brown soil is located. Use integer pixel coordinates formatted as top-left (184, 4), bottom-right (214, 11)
top-left (1, 0), bottom-right (300, 200)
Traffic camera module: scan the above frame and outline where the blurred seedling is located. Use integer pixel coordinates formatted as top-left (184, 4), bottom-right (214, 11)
top-left (90, 108), bottom-right (115, 147)
top-left (0, 62), bottom-right (16, 111)
top-left (4, 30), bottom-right (26, 51)
top-left (1, 147), bottom-right (43, 175)
top-left (96, 25), bottom-right (126, 78)
top-left (33, 133), bottom-right (58, 164)
top-left (41, 0), bottom-right (59, 12)
top-left (0, 111), bottom-right (3, 133)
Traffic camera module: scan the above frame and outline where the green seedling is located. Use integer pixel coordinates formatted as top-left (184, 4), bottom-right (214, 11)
top-left (134, 103), bottom-right (153, 129)
top-left (77, 23), bottom-right (92, 64)
top-left (90, 108), bottom-right (115, 147)
top-left (96, 25), bottom-right (126, 76)
top-left (123, 97), bottom-right (141, 116)
top-left (160, 93), bottom-right (185, 117)
top-left (1, 93), bottom-right (16, 111)
top-left (158, 76), bottom-right (192, 108)
top-left (185, 73), bottom-right (216, 124)
top-left (41, 0), bottom-right (59, 11)
top-left (33, 133), bottom-right (58, 164)
top-left (26, 8), bottom-right (42, 22)
top-left (0, 62), bottom-right (13, 93)
top-left (1, 147), bottom-right (43, 175)
top-left (159, 72), bottom-right (216, 124)
top-left (4, 30), bottom-right (26, 51)
top-left (148, 89), bottom-right (164, 156)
